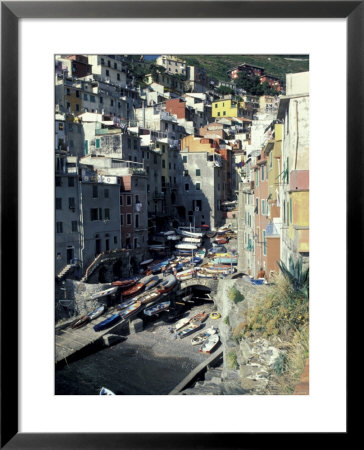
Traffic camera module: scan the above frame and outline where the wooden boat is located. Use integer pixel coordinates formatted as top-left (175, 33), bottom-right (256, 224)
top-left (191, 327), bottom-right (217, 346)
top-left (119, 301), bottom-right (141, 320)
top-left (111, 278), bottom-right (137, 290)
top-left (215, 238), bottom-right (228, 245)
top-left (177, 321), bottom-right (203, 339)
top-left (251, 278), bottom-right (265, 285)
top-left (148, 258), bottom-right (171, 273)
top-left (206, 231), bottom-right (217, 239)
top-left (90, 286), bottom-right (118, 300)
top-left (93, 313), bottom-right (121, 332)
top-left (115, 298), bottom-right (137, 311)
top-left (213, 257), bottom-right (238, 265)
top-left (208, 247), bottom-right (227, 255)
top-left (175, 243), bottom-right (198, 250)
top-left (148, 245), bottom-right (165, 250)
top-left (190, 311), bottom-right (208, 323)
top-left (157, 275), bottom-right (177, 293)
top-left (71, 315), bottom-right (89, 329)
top-left (200, 334), bottom-right (220, 354)
top-left (205, 265), bottom-right (235, 274)
top-left (174, 316), bottom-right (191, 331)
top-left (177, 229), bottom-right (204, 238)
top-left (88, 305), bottom-right (106, 321)
top-left (162, 230), bottom-right (175, 236)
top-left (99, 387), bottom-right (115, 395)
top-left (176, 268), bottom-right (196, 280)
top-left (167, 234), bottom-right (181, 240)
top-left (140, 258), bottom-right (154, 266)
top-left (197, 269), bottom-right (216, 279)
top-left (138, 289), bottom-right (161, 305)
top-left (144, 300), bottom-right (171, 316)
top-left (144, 275), bottom-right (160, 291)
top-left (122, 282), bottom-right (144, 299)
top-left (182, 237), bottom-right (202, 244)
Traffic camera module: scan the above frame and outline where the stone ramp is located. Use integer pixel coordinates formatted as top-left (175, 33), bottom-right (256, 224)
top-left (168, 346), bottom-right (223, 395)
top-left (55, 307), bottom-right (128, 364)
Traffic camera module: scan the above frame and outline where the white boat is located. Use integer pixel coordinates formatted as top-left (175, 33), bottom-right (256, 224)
top-left (182, 237), bottom-right (202, 244)
top-left (197, 269), bottom-right (216, 279)
top-left (200, 334), bottom-right (220, 354)
top-left (90, 286), bottom-right (118, 300)
top-left (167, 235), bottom-right (181, 240)
top-left (175, 316), bottom-right (191, 331)
top-left (88, 305), bottom-right (106, 321)
top-left (177, 321), bottom-right (203, 339)
top-left (176, 227), bottom-right (204, 238)
top-left (175, 243), bottom-right (198, 250)
top-left (99, 387), bottom-right (115, 395)
top-left (140, 258), bottom-right (154, 266)
top-left (176, 268), bottom-right (196, 280)
top-left (191, 327), bottom-right (217, 346)
top-left (162, 230), bottom-right (175, 236)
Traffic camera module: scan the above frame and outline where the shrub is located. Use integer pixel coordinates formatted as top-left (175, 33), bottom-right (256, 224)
top-left (227, 351), bottom-right (239, 370)
top-left (228, 287), bottom-right (245, 305)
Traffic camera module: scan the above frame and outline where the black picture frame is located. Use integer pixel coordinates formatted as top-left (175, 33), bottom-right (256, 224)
top-left (1, 1), bottom-right (355, 448)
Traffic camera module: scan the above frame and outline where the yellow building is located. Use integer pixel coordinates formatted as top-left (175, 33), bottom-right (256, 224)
top-left (212, 98), bottom-right (244, 118)
top-left (181, 135), bottom-right (217, 153)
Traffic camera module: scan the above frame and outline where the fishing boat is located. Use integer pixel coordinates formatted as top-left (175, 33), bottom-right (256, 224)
top-left (190, 311), bottom-right (208, 323)
top-left (140, 258), bottom-right (154, 267)
top-left (215, 238), bottom-right (228, 245)
top-left (157, 275), bottom-right (177, 293)
top-left (208, 246), bottom-right (227, 256)
top-left (213, 257), bottom-right (238, 265)
top-left (205, 265), bottom-right (236, 274)
top-left (200, 334), bottom-right (220, 354)
top-left (144, 275), bottom-right (160, 291)
top-left (116, 298), bottom-right (137, 311)
top-left (197, 269), bottom-right (216, 279)
top-left (191, 327), bottom-right (217, 346)
top-left (176, 228), bottom-right (204, 238)
top-left (88, 305), bottom-right (106, 321)
top-left (148, 258), bottom-right (171, 274)
top-left (122, 282), bottom-right (144, 299)
top-left (182, 294), bottom-right (193, 303)
top-left (176, 268), bottom-right (196, 281)
top-left (90, 286), bottom-right (118, 300)
top-left (138, 289), bottom-right (161, 305)
top-left (174, 316), bottom-right (191, 331)
top-left (148, 245), bottom-right (165, 251)
top-left (99, 387), bottom-right (115, 395)
top-left (119, 301), bottom-right (142, 319)
top-left (111, 278), bottom-right (137, 290)
top-left (177, 321), bottom-right (203, 339)
top-left (250, 278), bottom-right (265, 285)
top-left (167, 234), bottom-right (181, 241)
top-left (144, 300), bottom-right (171, 316)
top-left (162, 230), bottom-right (175, 236)
top-left (175, 243), bottom-right (198, 250)
top-left (71, 315), bottom-right (89, 329)
top-left (93, 313), bottom-right (121, 332)
top-left (182, 237), bottom-right (202, 244)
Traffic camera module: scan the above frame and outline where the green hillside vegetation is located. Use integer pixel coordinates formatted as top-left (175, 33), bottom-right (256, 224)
top-left (179, 54), bottom-right (309, 83)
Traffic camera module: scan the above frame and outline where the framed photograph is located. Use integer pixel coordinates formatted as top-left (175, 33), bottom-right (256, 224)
top-left (1, 0), bottom-right (355, 447)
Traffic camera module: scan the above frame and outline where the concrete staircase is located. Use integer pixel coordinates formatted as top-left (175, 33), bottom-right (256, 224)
top-left (57, 264), bottom-right (73, 281)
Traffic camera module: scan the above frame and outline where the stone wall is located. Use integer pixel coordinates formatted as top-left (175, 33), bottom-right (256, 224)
top-left (213, 278), bottom-right (286, 394)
